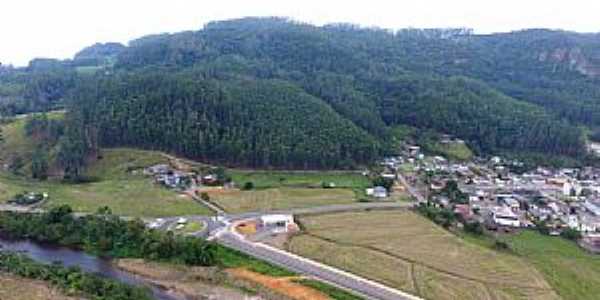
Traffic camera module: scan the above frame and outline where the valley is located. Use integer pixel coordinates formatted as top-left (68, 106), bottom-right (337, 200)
top-left (2, 15), bottom-right (600, 300)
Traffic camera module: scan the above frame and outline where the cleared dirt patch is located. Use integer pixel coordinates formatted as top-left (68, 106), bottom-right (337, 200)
top-left (236, 220), bottom-right (258, 235)
top-left (0, 273), bottom-right (82, 300)
top-left (116, 259), bottom-right (256, 300)
top-left (288, 210), bottom-right (559, 300)
top-left (227, 268), bottom-right (329, 300)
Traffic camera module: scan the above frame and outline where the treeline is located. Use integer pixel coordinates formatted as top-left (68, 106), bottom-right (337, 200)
top-left (0, 66), bottom-right (75, 116)
top-left (0, 252), bottom-right (151, 300)
top-left (0, 206), bottom-right (217, 266)
top-left (70, 72), bottom-right (379, 169)
top-left (4, 17), bottom-right (600, 167)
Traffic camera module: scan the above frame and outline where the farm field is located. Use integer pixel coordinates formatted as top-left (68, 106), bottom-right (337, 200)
top-left (209, 187), bottom-right (357, 214)
top-left (229, 170), bottom-right (370, 189)
top-left (0, 147), bottom-right (211, 217)
top-left (288, 210), bottom-right (559, 300)
top-left (501, 231), bottom-right (600, 300)
top-left (0, 273), bottom-right (80, 300)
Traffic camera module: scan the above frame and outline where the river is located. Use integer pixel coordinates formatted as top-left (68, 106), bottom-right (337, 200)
top-left (0, 236), bottom-right (184, 300)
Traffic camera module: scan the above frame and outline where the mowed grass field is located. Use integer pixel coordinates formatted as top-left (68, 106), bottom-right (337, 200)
top-left (288, 211), bottom-right (559, 300)
top-left (209, 188), bottom-right (357, 214)
top-left (0, 147), bottom-right (211, 217)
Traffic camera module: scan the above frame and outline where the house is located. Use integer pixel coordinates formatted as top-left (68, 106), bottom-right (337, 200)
top-left (582, 200), bottom-right (600, 217)
top-left (501, 197), bottom-right (521, 211)
top-left (491, 206), bottom-right (521, 227)
top-left (580, 214), bottom-right (600, 232)
top-left (260, 214), bottom-right (295, 233)
top-left (145, 164), bottom-right (170, 175)
top-left (407, 145), bottom-right (421, 157)
top-left (434, 156), bottom-right (447, 164)
top-left (201, 174), bottom-right (218, 185)
top-left (381, 173), bottom-right (396, 180)
top-left (454, 204), bottom-right (474, 221)
top-left (373, 186), bottom-right (388, 198)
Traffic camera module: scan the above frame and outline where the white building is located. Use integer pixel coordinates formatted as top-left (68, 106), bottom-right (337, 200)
top-left (373, 186), bottom-right (388, 198)
top-left (491, 206), bottom-right (521, 227)
top-left (260, 214), bottom-right (295, 233)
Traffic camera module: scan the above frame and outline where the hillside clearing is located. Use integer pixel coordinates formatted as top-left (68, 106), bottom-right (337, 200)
top-left (288, 210), bottom-right (559, 300)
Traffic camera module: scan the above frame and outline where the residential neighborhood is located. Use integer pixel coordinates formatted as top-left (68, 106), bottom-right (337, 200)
top-left (379, 139), bottom-right (600, 253)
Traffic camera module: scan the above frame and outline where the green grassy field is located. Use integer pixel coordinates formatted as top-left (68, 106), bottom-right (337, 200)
top-left (288, 211), bottom-right (558, 300)
top-left (0, 117), bottom-right (35, 164)
top-left (229, 170), bottom-right (370, 189)
top-left (500, 231), bottom-right (600, 300)
top-left (210, 187), bottom-right (357, 214)
top-left (429, 141), bottom-right (473, 161)
top-left (0, 147), bottom-right (212, 217)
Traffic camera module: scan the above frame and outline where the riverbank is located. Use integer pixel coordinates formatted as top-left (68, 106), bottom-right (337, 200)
top-left (116, 259), bottom-right (264, 300)
top-left (0, 273), bottom-right (83, 300)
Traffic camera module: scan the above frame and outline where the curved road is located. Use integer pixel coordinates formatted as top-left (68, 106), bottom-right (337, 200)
top-left (216, 228), bottom-right (421, 300)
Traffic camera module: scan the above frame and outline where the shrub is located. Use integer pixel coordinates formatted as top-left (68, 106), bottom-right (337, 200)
top-left (242, 181), bottom-right (255, 190)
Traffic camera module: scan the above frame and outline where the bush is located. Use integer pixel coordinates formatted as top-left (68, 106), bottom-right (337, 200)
top-left (372, 176), bottom-right (393, 191)
top-left (464, 221), bottom-right (484, 235)
top-left (416, 202), bottom-right (456, 228)
top-left (200, 192), bottom-right (210, 201)
top-left (494, 240), bottom-right (510, 251)
top-left (242, 181), bottom-right (255, 190)
top-left (560, 227), bottom-right (582, 241)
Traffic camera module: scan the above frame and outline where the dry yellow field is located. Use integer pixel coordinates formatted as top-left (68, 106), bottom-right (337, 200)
top-left (209, 187), bottom-right (356, 213)
top-left (0, 273), bottom-right (82, 300)
top-left (288, 210), bottom-right (560, 300)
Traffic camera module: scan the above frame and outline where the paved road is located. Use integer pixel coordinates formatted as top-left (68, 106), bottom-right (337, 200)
top-left (398, 173), bottom-right (426, 203)
top-left (185, 190), bottom-right (226, 215)
top-left (221, 202), bottom-right (414, 223)
top-left (217, 230), bottom-right (421, 300)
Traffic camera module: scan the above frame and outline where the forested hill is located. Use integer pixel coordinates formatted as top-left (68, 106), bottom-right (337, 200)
top-left (3, 17), bottom-right (600, 168)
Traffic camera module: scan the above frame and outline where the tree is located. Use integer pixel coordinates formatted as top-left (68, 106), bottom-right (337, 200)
top-left (200, 192), bottom-right (210, 202)
top-left (242, 182), bottom-right (254, 190)
top-left (372, 176), bottom-right (394, 191)
top-left (31, 146), bottom-right (49, 180)
top-left (8, 156), bottom-right (24, 175)
top-left (560, 227), bottom-right (582, 241)
top-left (439, 180), bottom-right (468, 204)
top-left (57, 134), bottom-right (87, 182)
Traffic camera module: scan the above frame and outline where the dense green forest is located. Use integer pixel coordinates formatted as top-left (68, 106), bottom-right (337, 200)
top-left (2, 17), bottom-right (600, 169)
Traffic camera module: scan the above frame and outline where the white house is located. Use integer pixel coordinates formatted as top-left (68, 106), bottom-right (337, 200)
top-left (491, 206), bottom-right (521, 227)
top-left (260, 214), bottom-right (295, 233)
top-left (373, 186), bottom-right (388, 198)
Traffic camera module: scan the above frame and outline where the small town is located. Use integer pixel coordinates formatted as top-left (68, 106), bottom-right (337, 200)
top-left (377, 137), bottom-right (600, 253)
